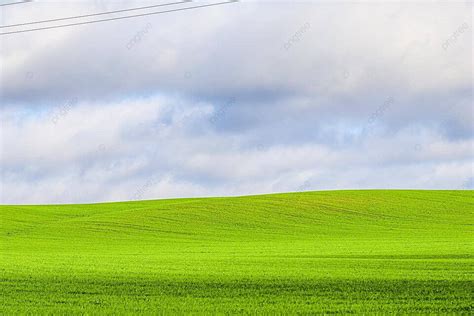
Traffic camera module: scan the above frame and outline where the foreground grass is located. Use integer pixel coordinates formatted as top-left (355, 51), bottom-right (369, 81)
top-left (1, 190), bottom-right (473, 314)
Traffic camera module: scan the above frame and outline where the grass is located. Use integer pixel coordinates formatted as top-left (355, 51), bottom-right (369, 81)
top-left (1, 190), bottom-right (473, 314)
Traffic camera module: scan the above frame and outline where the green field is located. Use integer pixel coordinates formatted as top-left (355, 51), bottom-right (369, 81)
top-left (1, 190), bottom-right (473, 314)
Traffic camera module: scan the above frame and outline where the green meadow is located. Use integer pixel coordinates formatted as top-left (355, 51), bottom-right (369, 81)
top-left (1, 190), bottom-right (472, 314)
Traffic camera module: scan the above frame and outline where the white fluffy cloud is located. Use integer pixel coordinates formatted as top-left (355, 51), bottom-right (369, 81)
top-left (0, 1), bottom-right (472, 203)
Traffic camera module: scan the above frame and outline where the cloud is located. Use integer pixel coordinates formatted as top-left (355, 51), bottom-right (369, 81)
top-left (1, 95), bottom-right (472, 204)
top-left (0, 1), bottom-right (472, 203)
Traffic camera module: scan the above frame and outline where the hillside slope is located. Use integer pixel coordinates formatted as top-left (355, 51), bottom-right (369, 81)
top-left (1, 190), bottom-right (473, 314)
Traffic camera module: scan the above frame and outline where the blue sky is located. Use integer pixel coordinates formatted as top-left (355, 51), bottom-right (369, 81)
top-left (0, 0), bottom-right (472, 204)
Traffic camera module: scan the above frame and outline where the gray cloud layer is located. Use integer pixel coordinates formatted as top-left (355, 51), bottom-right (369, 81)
top-left (0, 1), bottom-right (472, 204)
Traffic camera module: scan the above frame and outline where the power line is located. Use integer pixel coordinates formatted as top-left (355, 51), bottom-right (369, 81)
top-left (0, 1), bottom-right (237, 36)
top-left (1, 0), bottom-right (189, 29)
top-left (0, 0), bottom-right (31, 7)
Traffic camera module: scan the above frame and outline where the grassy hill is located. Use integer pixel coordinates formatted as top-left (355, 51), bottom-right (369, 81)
top-left (1, 190), bottom-right (472, 314)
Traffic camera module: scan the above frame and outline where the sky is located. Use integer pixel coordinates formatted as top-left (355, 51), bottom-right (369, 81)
top-left (0, 0), bottom-right (472, 204)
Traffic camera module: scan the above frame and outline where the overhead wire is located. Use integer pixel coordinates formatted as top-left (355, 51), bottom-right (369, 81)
top-left (0, 0), bottom-right (237, 36)
top-left (0, 0), bottom-right (31, 8)
top-left (0, 0), bottom-right (190, 29)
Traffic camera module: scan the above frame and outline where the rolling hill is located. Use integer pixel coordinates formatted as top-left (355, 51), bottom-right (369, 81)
top-left (1, 190), bottom-right (473, 313)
